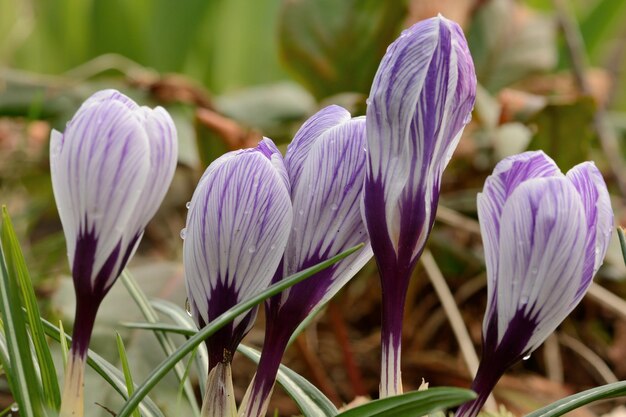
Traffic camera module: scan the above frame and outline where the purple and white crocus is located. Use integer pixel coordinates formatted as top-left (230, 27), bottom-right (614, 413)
top-left (456, 151), bottom-right (613, 417)
top-left (51, 89), bottom-right (178, 417)
top-left (361, 15), bottom-right (476, 397)
top-left (184, 138), bottom-right (293, 417)
top-left (238, 106), bottom-right (373, 417)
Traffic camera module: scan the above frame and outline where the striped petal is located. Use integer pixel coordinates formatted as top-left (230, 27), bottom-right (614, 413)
top-left (566, 162), bottom-right (613, 299)
top-left (184, 139), bottom-right (292, 367)
top-left (492, 177), bottom-right (586, 356)
top-left (50, 92), bottom-right (151, 294)
top-left (285, 105), bottom-right (352, 190)
top-left (477, 151), bottom-right (561, 324)
top-left (276, 116), bottom-right (372, 319)
top-left (363, 15), bottom-right (476, 266)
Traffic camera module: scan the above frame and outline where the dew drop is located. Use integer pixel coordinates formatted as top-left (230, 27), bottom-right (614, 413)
top-left (595, 245), bottom-right (601, 255)
top-left (365, 98), bottom-right (371, 106)
top-left (330, 203), bottom-right (339, 211)
top-left (270, 244), bottom-right (276, 250)
top-left (248, 246), bottom-right (256, 254)
top-left (185, 201), bottom-right (191, 209)
top-left (298, 209), bottom-right (304, 216)
top-left (522, 354), bottom-right (531, 361)
top-left (180, 228), bottom-right (187, 240)
top-left (10, 404), bottom-right (17, 412)
top-left (184, 298), bottom-right (193, 317)
top-left (520, 296), bottom-right (529, 305)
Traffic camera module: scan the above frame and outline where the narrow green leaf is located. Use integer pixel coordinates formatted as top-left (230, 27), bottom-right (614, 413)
top-left (336, 387), bottom-right (476, 417)
top-left (1, 207), bottom-right (60, 410)
top-left (116, 243), bottom-right (363, 417)
top-left (151, 299), bottom-right (209, 393)
top-left (0, 217), bottom-right (45, 416)
top-left (120, 270), bottom-right (201, 416)
top-left (525, 381), bottom-right (626, 417)
top-left (122, 322), bottom-right (195, 336)
top-left (58, 320), bottom-right (69, 368)
top-left (238, 344), bottom-right (337, 417)
top-left (38, 316), bottom-right (165, 417)
top-left (617, 227), bottom-right (626, 266)
top-left (116, 333), bottom-right (140, 417)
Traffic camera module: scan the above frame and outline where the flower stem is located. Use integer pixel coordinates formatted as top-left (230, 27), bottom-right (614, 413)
top-left (379, 269), bottom-right (409, 398)
top-left (201, 362), bottom-right (237, 417)
top-left (455, 361), bottom-right (503, 417)
top-left (59, 294), bottom-right (101, 417)
top-left (238, 324), bottom-right (291, 417)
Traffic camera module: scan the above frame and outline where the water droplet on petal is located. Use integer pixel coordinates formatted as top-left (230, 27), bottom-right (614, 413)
top-left (365, 98), bottom-right (371, 106)
top-left (180, 228), bottom-right (187, 240)
top-left (248, 246), bottom-right (256, 254)
top-left (298, 209), bottom-right (304, 216)
top-left (595, 245), bottom-right (601, 255)
top-left (184, 298), bottom-right (193, 317)
top-left (10, 404), bottom-right (18, 412)
top-left (185, 201), bottom-right (191, 209)
top-left (330, 203), bottom-right (338, 211)
top-left (520, 296), bottom-right (529, 305)
top-left (270, 244), bottom-right (276, 250)
top-left (522, 354), bottom-right (531, 361)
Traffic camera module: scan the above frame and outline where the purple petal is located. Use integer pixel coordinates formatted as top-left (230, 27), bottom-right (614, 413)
top-left (285, 105), bottom-right (351, 190)
top-left (488, 177), bottom-right (586, 355)
top-left (363, 15), bottom-right (477, 266)
top-left (275, 117), bottom-right (372, 319)
top-left (184, 142), bottom-right (293, 363)
top-left (566, 162), bottom-right (613, 298)
top-left (477, 151), bottom-right (561, 322)
top-left (50, 94), bottom-right (151, 293)
top-left (125, 106), bottom-right (178, 243)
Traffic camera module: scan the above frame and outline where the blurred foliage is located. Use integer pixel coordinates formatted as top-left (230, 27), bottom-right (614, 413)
top-left (2, 0), bottom-right (626, 415)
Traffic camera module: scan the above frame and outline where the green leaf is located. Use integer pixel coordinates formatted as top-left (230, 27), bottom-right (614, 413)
top-left (526, 96), bottom-right (596, 170)
top-left (120, 270), bottom-right (201, 416)
top-left (39, 316), bottom-right (165, 417)
top-left (116, 243), bottom-right (364, 417)
top-left (336, 387), bottom-right (476, 417)
top-left (525, 380), bottom-right (626, 417)
top-left (116, 333), bottom-right (140, 417)
top-left (1, 207), bottom-right (60, 410)
top-left (238, 344), bottom-right (337, 417)
top-left (579, 0), bottom-right (626, 61)
top-left (0, 210), bottom-right (45, 416)
top-left (617, 227), bottom-right (626, 266)
top-left (278, 0), bottom-right (406, 99)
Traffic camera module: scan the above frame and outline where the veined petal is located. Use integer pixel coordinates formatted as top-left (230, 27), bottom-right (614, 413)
top-left (477, 151), bottom-right (561, 323)
top-left (126, 107), bottom-right (178, 235)
top-left (184, 142), bottom-right (293, 330)
top-left (50, 96), bottom-right (151, 292)
top-left (277, 117), bottom-right (372, 316)
top-left (492, 177), bottom-right (586, 355)
top-left (285, 105), bottom-right (351, 190)
top-left (566, 162), bottom-right (613, 298)
top-left (364, 15), bottom-right (476, 264)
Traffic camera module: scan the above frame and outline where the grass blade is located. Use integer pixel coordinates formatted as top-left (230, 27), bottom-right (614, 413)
top-left (0, 217), bottom-right (45, 416)
top-left (120, 270), bottom-right (201, 416)
top-left (116, 243), bottom-right (363, 417)
top-left (116, 332), bottom-right (140, 417)
top-left (525, 381), bottom-right (626, 417)
top-left (335, 387), bottom-right (476, 417)
top-left (39, 316), bottom-right (165, 417)
top-left (1, 207), bottom-right (60, 410)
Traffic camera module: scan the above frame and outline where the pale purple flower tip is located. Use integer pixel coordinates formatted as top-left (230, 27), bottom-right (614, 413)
top-left (183, 138), bottom-right (293, 369)
top-left (50, 89), bottom-right (178, 354)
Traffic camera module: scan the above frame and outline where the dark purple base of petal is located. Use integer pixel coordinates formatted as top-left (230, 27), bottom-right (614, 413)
top-left (70, 291), bottom-right (103, 359)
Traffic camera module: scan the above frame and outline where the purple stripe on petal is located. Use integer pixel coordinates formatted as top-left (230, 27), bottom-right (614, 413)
top-left (566, 162), bottom-right (613, 299)
top-left (184, 142), bottom-right (293, 368)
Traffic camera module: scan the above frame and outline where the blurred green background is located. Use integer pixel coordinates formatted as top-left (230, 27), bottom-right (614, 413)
top-left (2, 0), bottom-right (626, 415)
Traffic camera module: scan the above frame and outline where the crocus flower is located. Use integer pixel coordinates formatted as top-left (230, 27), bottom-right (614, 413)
top-left (456, 151), bottom-right (613, 417)
top-left (238, 106), bottom-right (373, 417)
top-left (361, 15), bottom-right (476, 397)
top-left (51, 89), bottom-right (178, 417)
top-left (184, 138), bottom-right (293, 417)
